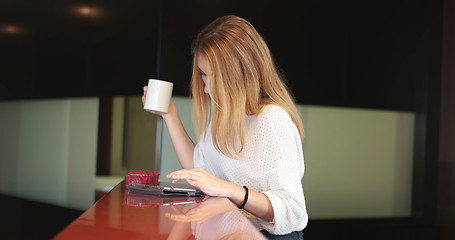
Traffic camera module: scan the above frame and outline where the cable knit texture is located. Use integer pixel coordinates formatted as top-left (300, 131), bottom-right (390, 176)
top-left (193, 104), bottom-right (308, 234)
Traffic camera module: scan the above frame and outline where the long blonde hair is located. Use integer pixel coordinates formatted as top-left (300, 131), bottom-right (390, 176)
top-left (190, 15), bottom-right (303, 159)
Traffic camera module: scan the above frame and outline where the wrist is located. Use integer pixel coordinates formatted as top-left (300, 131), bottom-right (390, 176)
top-left (227, 184), bottom-right (248, 206)
top-left (161, 109), bottom-right (176, 123)
top-left (237, 186), bottom-right (249, 209)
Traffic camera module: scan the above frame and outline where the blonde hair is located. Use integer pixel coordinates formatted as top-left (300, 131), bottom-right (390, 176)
top-left (190, 15), bottom-right (304, 159)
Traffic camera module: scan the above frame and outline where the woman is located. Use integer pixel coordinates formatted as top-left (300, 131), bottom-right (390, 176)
top-left (143, 15), bottom-right (307, 239)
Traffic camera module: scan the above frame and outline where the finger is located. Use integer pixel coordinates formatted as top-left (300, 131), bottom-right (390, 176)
top-left (167, 172), bottom-right (193, 180)
top-left (165, 213), bottom-right (191, 222)
top-left (167, 169), bottom-right (194, 176)
top-left (184, 207), bottom-right (200, 217)
top-left (142, 86), bottom-right (147, 104)
top-left (167, 170), bottom-right (198, 180)
top-left (170, 205), bottom-right (183, 214)
top-left (168, 211), bottom-right (195, 222)
top-left (186, 179), bottom-right (200, 189)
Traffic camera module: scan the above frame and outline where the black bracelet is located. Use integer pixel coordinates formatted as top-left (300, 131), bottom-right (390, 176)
top-left (238, 186), bottom-right (249, 209)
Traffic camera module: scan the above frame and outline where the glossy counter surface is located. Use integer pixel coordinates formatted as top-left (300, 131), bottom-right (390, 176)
top-left (53, 182), bottom-right (266, 239)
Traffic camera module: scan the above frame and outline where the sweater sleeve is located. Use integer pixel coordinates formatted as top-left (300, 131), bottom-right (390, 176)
top-left (254, 106), bottom-right (308, 234)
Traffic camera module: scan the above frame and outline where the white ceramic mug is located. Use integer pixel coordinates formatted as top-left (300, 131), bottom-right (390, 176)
top-left (144, 79), bottom-right (174, 113)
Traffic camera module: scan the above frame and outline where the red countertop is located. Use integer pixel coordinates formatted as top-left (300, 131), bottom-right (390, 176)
top-left (53, 181), bottom-right (266, 239)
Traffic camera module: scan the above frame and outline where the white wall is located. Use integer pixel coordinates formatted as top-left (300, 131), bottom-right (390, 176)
top-left (0, 98), bottom-right (98, 210)
top-left (159, 97), bottom-right (414, 218)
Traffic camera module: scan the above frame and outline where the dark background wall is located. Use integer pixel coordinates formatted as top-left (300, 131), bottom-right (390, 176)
top-left (0, 0), bottom-right (160, 99)
top-left (0, 0), bottom-right (441, 112)
top-left (1, 0), bottom-right (452, 239)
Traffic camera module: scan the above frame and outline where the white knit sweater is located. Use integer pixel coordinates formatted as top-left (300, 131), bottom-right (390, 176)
top-left (193, 104), bottom-right (308, 235)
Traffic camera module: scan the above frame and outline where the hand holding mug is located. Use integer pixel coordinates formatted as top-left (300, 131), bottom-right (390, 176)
top-left (142, 79), bottom-right (173, 113)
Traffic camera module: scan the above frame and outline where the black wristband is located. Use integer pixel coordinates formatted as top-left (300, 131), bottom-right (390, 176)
top-left (238, 186), bottom-right (249, 209)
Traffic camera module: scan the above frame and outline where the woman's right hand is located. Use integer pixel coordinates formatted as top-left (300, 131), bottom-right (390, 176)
top-left (142, 85), bottom-right (176, 119)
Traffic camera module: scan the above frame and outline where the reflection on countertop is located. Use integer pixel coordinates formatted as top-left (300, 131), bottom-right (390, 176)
top-left (54, 181), bottom-right (266, 239)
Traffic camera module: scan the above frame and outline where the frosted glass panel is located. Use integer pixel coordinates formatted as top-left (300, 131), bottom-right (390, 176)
top-left (300, 106), bottom-right (414, 218)
top-left (16, 100), bottom-right (70, 205)
top-left (0, 98), bottom-right (98, 210)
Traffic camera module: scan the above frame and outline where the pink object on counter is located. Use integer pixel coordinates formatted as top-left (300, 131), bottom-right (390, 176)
top-left (125, 170), bottom-right (159, 187)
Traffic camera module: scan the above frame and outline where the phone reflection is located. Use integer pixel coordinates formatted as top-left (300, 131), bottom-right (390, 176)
top-left (165, 197), bottom-right (267, 240)
top-left (124, 191), bottom-right (204, 208)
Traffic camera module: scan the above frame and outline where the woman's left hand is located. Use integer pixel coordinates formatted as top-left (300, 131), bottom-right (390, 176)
top-left (166, 168), bottom-right (236, 197)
